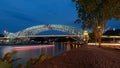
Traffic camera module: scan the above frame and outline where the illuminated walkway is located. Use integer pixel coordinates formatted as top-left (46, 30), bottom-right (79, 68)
top-left (28, 46), bottom-right (120, 68)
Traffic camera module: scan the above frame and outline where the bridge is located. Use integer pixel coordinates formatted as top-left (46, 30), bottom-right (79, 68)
top-left (16, 35), bottom-right (79, 38)
top-left (3, 24), bottom-right (87, 43)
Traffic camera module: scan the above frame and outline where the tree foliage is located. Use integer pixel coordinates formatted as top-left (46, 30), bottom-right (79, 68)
top-left (73, 0), bottom-right (120, 28)
top-left (0, 51), bottom-right (21, 68)
top-left (26, 54), bottom-right (51, 67)
top-left (72, 0), bottom-right (120, 45)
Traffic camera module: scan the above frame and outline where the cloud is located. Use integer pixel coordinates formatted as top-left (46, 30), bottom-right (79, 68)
top-left (2, 10), bottom-right (39, 23)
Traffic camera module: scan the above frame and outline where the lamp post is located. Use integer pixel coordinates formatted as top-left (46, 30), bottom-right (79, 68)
top-left (83, 30), bottom-right (89, 45)
top-left (97, 26), bottom-right (102, 47)
top-left (113, 28), bottom-right (115, 43)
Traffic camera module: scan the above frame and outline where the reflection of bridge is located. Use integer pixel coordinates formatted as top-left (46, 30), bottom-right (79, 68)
top-left (4, 24), bottom-right (86, 43)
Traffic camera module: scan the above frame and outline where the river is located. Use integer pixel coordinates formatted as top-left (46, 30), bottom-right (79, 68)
top-left (0, 43), bottom-right (80, 67)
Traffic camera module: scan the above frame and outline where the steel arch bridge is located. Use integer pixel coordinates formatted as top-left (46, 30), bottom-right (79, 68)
top-left (4, 24), bottom-right (84, 42)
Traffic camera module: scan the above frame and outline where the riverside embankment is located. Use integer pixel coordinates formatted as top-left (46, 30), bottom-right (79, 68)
top-left (28, 46), bottom-right (120, 68)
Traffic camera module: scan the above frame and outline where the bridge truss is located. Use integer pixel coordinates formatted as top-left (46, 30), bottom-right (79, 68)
top-left (4, 24), bottom-right (84, 43)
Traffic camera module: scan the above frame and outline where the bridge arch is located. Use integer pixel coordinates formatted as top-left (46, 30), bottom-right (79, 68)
top-left (4, 24), bottom-right (84, 43)
top-left (17, 24), bottom-right (83, 37)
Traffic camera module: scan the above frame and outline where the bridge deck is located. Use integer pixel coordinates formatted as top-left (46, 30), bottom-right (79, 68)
top-left (16, 35), bottom-right (80, 38)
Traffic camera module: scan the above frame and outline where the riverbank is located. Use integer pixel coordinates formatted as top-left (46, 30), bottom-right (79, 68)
top-left (29, 46), bottom-right (120, 68)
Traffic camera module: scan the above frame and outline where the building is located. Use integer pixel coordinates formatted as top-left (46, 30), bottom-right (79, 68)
top-left (102, 29), bottom-right (120, 43)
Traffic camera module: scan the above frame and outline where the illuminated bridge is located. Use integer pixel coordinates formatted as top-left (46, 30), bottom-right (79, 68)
top-left (16, 35), bottom-right (80, 38)
top-left (4, 24), bottom-right (87, 43)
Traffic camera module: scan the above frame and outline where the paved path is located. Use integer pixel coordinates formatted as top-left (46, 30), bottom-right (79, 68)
top-left (29, 46), bottom-right (120, 68)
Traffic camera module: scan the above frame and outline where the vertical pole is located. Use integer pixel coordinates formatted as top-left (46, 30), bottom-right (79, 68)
top-left (83, 31), bottom-right (88, 46)
top-left (113, 28), bottom-right (115, 43)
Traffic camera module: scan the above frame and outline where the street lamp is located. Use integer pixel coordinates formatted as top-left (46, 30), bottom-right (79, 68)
top-left (97, 26), bottom-right (102, 47)
top-left (83, 30), bottom-right (89, 45)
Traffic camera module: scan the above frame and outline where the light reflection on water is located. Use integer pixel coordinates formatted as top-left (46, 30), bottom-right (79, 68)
top-left (0, 43), bottom-right (78, 67)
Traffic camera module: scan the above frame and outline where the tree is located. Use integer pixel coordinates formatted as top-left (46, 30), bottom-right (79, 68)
top-left (89, 32), bottom-right (96, 42)
top-left (72, 0), bottom-right (120, 46)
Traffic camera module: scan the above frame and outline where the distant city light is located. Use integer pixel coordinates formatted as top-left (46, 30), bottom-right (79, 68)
top-left (113, 28), bottom-right (115, 31)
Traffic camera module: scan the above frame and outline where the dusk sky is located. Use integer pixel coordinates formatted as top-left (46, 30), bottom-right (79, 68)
top-left (0, 0), bottom-right (120, 34)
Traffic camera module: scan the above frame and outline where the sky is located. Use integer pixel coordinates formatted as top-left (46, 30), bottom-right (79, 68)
top-left (0, 0), bottom-right (120, 34)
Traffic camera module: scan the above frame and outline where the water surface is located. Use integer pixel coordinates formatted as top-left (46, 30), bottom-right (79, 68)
top-left (0, 43), bottom-right (78, 67)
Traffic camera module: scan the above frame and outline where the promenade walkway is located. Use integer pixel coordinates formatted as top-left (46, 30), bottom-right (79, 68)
top-left (29, 46), bottom-right (120, 68)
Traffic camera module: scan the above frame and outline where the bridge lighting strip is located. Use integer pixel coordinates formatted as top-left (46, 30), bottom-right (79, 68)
top-left (102, 35), bottom-right (120, 38)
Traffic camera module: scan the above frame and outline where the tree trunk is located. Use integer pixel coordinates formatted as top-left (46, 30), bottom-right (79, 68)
top-left (98, 36), bottom-right (101, 47)
top-left (94, 23), bottom-right (98, 46)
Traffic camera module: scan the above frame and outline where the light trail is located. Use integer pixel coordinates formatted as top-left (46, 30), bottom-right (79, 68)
top-left (12, 45), bottom-right (55, 51)
top-left (88, 43), bottom-right (120, 46)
